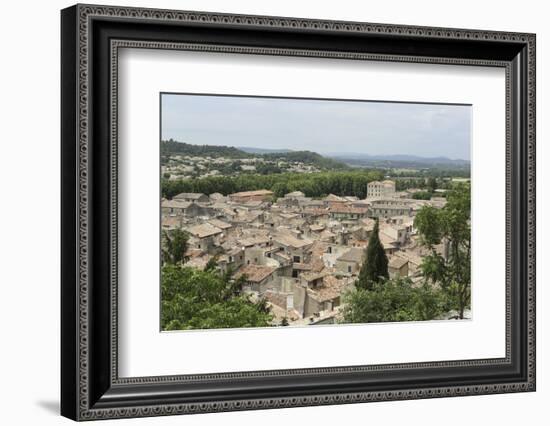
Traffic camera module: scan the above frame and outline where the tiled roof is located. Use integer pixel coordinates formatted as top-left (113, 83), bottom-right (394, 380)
top-left (208, 219), bottom-right (232, 229)
top-left (274, 233), bottom-right (313, 249)
top-left (230, 189), bottom-right (273, 197)
top-left (187, 223), bottom-right (223, 238)
top-left (234, 264), bottom-right (276, 283)
top-left (337, 247), bottom-right (365, 264)
top-left (162, 200), bottom-right (191, 209)
top-left (389, 256), bottom-right (408, 269)
top-left (324, 194), bottom-right (346, 202)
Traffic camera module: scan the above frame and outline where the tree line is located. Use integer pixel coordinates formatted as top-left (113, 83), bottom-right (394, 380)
top-left (162, 170), bottom-right (385, 199)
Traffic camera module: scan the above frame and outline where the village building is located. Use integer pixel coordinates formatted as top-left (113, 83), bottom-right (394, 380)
top-left (207, 218), bottom-right (232, 231)
top-left (161, 199), bottom-right (191, 215)
top-left (160, 176), bottom-right (450, 327)
top-left (273, 233), bottom-right (313, 264)
top-left (187, 223), bottom-right (223, 252)
top-left (366, 180), bottom-right (396, 198)
top-left (228, 189), bottom-right (274, 203)
top-left (208, 192), bottom-right (226, 202)
top-left (234, 264), bottom-right (278, 294)
top-left (368, 202), bottom-right (413, 218)
top-left (329, 206), bottom-right (368, 221)
top-left (335, 247), bottom-right (365, 275)
top-left (173, 192), bottom-right (210, 203)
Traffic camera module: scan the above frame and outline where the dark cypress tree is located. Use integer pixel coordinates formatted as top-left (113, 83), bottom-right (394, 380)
top-left (357, 218), bottom-right (389, 290)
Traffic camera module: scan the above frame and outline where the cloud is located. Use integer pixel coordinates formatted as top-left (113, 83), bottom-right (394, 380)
top-left (161, 94), bottom-right (471, 160)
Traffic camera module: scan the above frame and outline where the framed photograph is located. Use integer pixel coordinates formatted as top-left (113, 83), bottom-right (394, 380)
top-left (61, 4), bottom-right (536, 421)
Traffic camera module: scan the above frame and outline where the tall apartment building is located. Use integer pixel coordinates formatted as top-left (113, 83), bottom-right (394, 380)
top-left (366, 180), bottom-right (396, 198)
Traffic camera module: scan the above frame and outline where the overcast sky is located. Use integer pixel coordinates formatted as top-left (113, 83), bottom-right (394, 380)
top-left (161, 93), bottom-right (471, 160)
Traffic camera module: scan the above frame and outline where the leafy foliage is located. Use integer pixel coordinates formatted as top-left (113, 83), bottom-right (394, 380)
top-left (342, 277), bottom-right (449, 323)
top-left (414, 183), bottom-right (471, 318)
top-left (162, 229), bottom-right (189, 265)
top-left (162, 169), bottom-right (384, 199)
top-left (161, 265), bottom-right (273, 330)
top-left (412, 191), bottom-right (432, 200)
top-left (356, 219), bottom-right (389, 290)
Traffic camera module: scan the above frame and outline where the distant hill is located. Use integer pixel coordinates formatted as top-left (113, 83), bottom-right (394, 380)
top-left (327, 152), bottom-right (470, 169)
top-left (238, 147), bottom-right (292, 155)
top-left (263, 150), bottom-right (348, 170)
top-left (161, 140), bottom-right (348, 170)
top-left (161, 140), bottom-right (252, 159)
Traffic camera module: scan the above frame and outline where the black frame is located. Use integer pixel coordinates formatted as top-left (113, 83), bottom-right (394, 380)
top-left (61, 4), bottom-right (536, 421)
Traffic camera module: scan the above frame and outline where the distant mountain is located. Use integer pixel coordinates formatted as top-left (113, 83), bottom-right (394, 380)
top-left (326, 152), bottom-right (470, 169)
top-left (238, 147), bottom-right (293, 154)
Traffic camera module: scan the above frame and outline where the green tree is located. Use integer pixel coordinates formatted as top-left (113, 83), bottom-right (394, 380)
top-left (412, 191), bottom-right (432, 200)
top-left (356, 219), bottom-right (389, 290)
top-left (342, 277), bottom-right (448, 323)
top-left (414, 183), bottom-right (471, 318)
top-left (427, 176), bottom-right (437, 193)
top-left (162, 229), bottom-right (189, 265)
top-left (161, 265), bottom-right (273, 330)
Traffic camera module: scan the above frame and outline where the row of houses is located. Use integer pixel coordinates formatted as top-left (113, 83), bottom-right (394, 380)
top-left (162, 186), bottom-right (445, 325)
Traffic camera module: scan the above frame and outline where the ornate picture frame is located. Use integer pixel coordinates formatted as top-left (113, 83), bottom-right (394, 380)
top-left (61, 4), bottom-right (535, 421)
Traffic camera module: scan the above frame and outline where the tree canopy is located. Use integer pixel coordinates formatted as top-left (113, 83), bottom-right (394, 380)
top-left (162, 229), bottom-right (189, 265)
top-left (161, 265), bottom-right (273, 330)
top-left (356, 219), bottom-right (389, 290)
top-left (414, 183), bottom-right (471, 318)
top-left (342, 277), bottom-right (448, 323)
top-left (162, 169), bottom-right (385, 200)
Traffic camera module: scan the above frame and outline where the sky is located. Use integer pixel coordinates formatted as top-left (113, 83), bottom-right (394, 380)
top-left (161, 93), bottom-right (471, 160)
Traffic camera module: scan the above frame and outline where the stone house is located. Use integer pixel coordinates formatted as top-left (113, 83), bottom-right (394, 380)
top-left (228, 189), bottom-right (273, 203)
top-left (234, 264), bottom-right (278, 294)
top-left (161, 200), bottom-right (190, 215)
top-left (173, 192), bottom-right (210, 203)
top-left (187, 223), bottom-right (223, 253)
top-left (388, 256), bottom-right (409, 278)
top-left (335, 247), bottom-right (365, 275)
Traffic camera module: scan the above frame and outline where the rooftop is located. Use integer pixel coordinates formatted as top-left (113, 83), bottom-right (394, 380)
top-left (230, 189), bottom-right (273, 197)
top-left (337, 247), bottom-right (365, 264)
top-left (187, 223), bottom-right (223, 238)
top-left (234, 264), bottom-right (276, 283)
top-left (389, 256), bottom-right (409, 269)
top-left (274, 233), bottom-right (313, 249)
top-left (324, 194), bottom-right (347, 202)
top-left (208, 219), bottom-right (232, 230)
top-left (162, 200), bottom-right (191, 209)
top-left (173, 192), bottom-right (207, 200)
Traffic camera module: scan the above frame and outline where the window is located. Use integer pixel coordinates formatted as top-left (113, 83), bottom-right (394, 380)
top-left (348, 265), bottom-right (352, 273)
top-left (293, 256), bottom-right (301, 263)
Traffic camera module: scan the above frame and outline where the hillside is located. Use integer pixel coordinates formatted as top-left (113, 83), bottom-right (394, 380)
top-left (161, 140), bottom-right (251, 159)
top-left (161, 140), bottom-right (348, 170)
top-left (328, 153), bottom-right (470, 170)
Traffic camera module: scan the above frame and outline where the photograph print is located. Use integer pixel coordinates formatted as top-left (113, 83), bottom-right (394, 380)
top-left (160, 93), bottom-right (472, 331)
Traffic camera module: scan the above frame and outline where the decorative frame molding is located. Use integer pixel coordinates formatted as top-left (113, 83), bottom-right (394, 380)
top-left (61, 4), bottom-right (535, 421)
